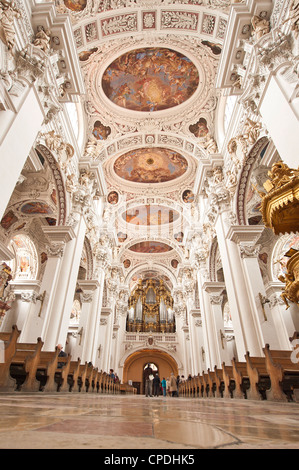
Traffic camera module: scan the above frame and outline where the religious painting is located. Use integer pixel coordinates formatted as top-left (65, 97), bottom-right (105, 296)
top-left (171, 259), bottom-right (179, 268)
top-left (51, 189), bottom-right (57, 205)
top-left (92, 120), bottom-right (111, 140)
top-left (79, 47), bottom-right (98, 62)
top-left (174, 232), bottom-right (184, 243)
top-left (102, 47), bottom-right (199, 112)
top-left (117, 232), bottom-right (127, 243)
top-left (189, 118), bottom-right (209, 138)
top-left (123, 259), bottom-right (131, 269)
top-left (129, 241), bottom-right (173, 254)
top-left (107, 191), bottom-right (119, 205)
top-left (182, 190), bottom-right (195, 203)
top-left (41, 252), bottom-right (48, 264)
top-left (64, 0), bottom-right (87, 12)
top-left (20, 201), bottom-right (53, 215)
top-left (1, 210), bottom-right (18, 230)
top-left (114, 147), bottom-right (188, 184)
top-left (45, 217), bottom-right (57, 226)
top-left (201, 40), bottom-right (222, 55)
top-left (123, 205), bottom-right (179, 226)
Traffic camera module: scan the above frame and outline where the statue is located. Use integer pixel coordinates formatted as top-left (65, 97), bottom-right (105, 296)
top-left (251, 15), bottom-right (270, 40)
top-left (33, 26), bottom-right (51, 53)
top-left (264, 162), bottom-right (299, 192)
top-left (0, 0), bottom-right (20, 49)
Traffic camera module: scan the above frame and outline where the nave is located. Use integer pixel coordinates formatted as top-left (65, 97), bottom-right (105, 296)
top-left (0, 393), bottom-right (298, 449)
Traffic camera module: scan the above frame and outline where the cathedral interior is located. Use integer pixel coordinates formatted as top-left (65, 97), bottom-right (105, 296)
top-left (0, 0), bottom-right (298, 450)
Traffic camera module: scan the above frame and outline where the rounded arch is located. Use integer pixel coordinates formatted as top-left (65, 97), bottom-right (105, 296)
top-left (7, 233), bottom-right (39, 280)
top-left (125, 262), bottom-right (177, 290)
top-left (35, 144), bottom-right (68, 225)
top-left (236, 136), bottom-right (269, 225)
top-left (122, 348), bottom-right (179, 388)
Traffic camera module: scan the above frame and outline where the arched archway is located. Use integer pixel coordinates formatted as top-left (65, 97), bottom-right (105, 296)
top-left (122, 348), bottom-right (178, 395)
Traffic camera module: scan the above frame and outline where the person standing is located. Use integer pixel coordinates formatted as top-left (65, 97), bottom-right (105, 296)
top-left (145, 373), bottom-right (154, 397)
top-left (153, 373), bottom-right (161, 396)
top-left (170, 372), bottom-right (177, 397)
top-left (161, 377), bottom-right (167, 396)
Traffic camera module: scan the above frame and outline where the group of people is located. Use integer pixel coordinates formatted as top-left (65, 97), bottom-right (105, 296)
top-left (145, 372), bottom-right (181, 397)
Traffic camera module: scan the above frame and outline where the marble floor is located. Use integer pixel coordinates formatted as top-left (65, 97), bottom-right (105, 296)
top-left (0, 392), bottom-right (298, 450)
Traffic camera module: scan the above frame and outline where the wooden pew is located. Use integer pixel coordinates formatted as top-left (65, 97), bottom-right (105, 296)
top-left (0, 325), bottom-right (21, 391)
top-left (197, 373), bottom-right (205, 398)
top-left (202, 371), bottom-right (210, 397)
top-left (9, 338), bottom-right (44, 392)
top-left (36, 348), bottom-right (61, 392)
top-left (207, 369), bottom-right (216, 397)
top-left (222, 362), bottom-right (235, 399)
top-left (244, 352), bottom-right (271, 400)
top-left (214, 366), bottom-right (224, 398)
top-left (77, 362), bottom-right (88, 392)
top-left (231, 358), bottom-right (249, 399)
top-left (66, 358), bottom-right (81, 392)
top-left (263, 344), bottom-right (299, 402)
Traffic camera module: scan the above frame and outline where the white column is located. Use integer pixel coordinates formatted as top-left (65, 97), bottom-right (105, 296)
top-left (1, 280), bottom-right (40, 336)
top-left (260, 74), bottom-right (298, 168)
top-left (196, 269), bottom-right (209, 372)
top-left (215, 215), bottom-right (264, 359)
top-left (189, 310), bottom-right (201, 375)
top-left (0, 86), bottom-right (44, 220)
top-left (203, 282), bottom-right (231, 368)
top-left (228, 226), bottom-right (280, 350)
top-left (19, 230), bottom-right (69, 344)
top-left (77, 277), bottom-right (106, 365)
top-left (71, 280), bottom-right (99, 363)
top-left (267, 282), bottom-right (298, 350)
top-left (42, 218), bottom-right (86, 350)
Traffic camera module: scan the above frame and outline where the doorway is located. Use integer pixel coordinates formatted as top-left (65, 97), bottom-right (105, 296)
top-left (122, 348), bottom-right (178, 395)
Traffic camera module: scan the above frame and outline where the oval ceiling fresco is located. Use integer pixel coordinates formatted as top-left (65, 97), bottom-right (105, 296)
top-left (114, 147), bottom-right (188, 184)
top-left (102, 47), bottom-right (199, 112)
top-left (123, 205), bottom-right (180, 226)
top-left (129, 241), bottom-right (173, 254)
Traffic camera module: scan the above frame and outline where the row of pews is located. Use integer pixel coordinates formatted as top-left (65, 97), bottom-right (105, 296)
top-left (180, 337), bottom-right (299, 402)
top-left (0, 325), bottom-right (135, 394)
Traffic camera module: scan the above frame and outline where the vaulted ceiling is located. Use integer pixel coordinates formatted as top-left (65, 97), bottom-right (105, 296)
top-left (54, 0), bottom-right (230, 287)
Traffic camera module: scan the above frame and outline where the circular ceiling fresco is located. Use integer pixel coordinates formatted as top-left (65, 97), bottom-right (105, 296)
top-left (123, 205), bottom-right (180, 226)
top-left (114, 147), bottom-right (188, 184)
top-left (102, 47), bottom-right (199, 112)
top-left (129, 241), bottom-right (173, 254)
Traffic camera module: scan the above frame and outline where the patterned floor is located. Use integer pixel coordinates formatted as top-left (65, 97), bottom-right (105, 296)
top-left (0, 393), bottom-right (298, 449)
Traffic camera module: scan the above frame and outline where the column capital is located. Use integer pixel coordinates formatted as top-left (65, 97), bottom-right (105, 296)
top-left (0, 241), bottom-right (14, 261)
top-left (226, 225), bottom-right (264, 245)
top-left (202, 282), bottom-right (226, 296)
top-left (77, 280), bottom-right (100, 291)
top-left (42, 225), bottom-right (76, 244)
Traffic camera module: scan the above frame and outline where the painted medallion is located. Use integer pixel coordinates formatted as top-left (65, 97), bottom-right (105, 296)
top-left (114, 147), bottom-right (188, 184)
top-left (102, 47), bottom-right (199, 112)
top-left (123, 205), bottom-right (179, 226)
top-left (129, 241), bottom-right (173, 254)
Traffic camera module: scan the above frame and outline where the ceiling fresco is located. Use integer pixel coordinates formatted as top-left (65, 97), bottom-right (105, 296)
top-left (64, 0), bottom-right (87, 12)
top-left (113, 147), bottom-right (188, 184)
top-left (122, 205), bottom-right (180, 226)
top-left (101, 47), bottom-right (199, 112)
top-left (128, 241), bottom-right (173, 254)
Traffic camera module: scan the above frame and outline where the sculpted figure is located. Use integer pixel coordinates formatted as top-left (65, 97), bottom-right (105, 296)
top-left (251, 15), bottom-right (270, 40)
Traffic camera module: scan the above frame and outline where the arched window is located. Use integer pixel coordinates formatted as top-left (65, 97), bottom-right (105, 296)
top-left (7, 234), bottom-right (38, 280)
